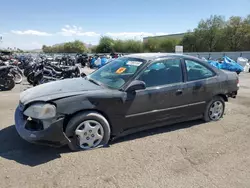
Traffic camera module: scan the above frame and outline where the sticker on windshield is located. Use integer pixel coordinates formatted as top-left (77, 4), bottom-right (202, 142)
top-left (126, 61), bottom-right (142, 66)
top-left (116, 67), bottom-right (127, 74)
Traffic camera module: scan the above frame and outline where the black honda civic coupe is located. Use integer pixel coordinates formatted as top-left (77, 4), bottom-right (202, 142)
top-left (15, 53), bottom-right (239, 151)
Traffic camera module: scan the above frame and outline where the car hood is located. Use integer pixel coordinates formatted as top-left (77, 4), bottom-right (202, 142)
top-left (20, 78), bottom-right (102, 105)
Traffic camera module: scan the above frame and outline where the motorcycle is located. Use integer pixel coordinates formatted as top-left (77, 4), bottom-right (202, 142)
top-left (28, 63), bottom-right (81, 85)
top-left (0, 61), bottom-right (23, 84)
top-left (9, 66), bottom-right (23, 84)
top-left (0, 66), bottom-right (15, 91)
top-left (34, 70), bottom-right (86, 86)
top-left (27, 63), bottom-right (44, 84)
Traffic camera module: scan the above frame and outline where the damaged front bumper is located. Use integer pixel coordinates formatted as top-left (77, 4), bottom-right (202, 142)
top-left (15, 106), bottom-right (70, 147)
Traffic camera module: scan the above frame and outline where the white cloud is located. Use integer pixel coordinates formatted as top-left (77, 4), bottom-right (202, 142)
top-left (3, 25), bottom-right (169, 50)
top-left (8, 26), bottom-right (168, 40)
top-left (59, 25), bottom-right (100, 37)
top-left (11, 30), bottom-right (52, 36)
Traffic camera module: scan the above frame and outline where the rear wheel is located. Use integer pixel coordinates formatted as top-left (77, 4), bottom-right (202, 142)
top-left (65, 112), bottom-right (111, 151)
top-left (203, 96), bottom-right (225, 122)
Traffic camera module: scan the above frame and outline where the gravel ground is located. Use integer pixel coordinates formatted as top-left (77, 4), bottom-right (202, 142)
top-left (0, 69), bottom-right (250, 188)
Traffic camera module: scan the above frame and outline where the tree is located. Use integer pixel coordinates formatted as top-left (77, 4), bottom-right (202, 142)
top-left (113, 39), bottom-right (125, 52)
top-left (122, 40), bottom-right (143, 53)
top-left (159, 39), bottom-right (179, 52)
top-left (194, 15), bottom-right (226, 52)
top-left (182, 32), bottom-right (197, 52)
top-left (42, 40), bottom-right (86, 53)
top-left (223, 16), bottom-right (245, 51)
top-left (181, 14), bottom-right (250, 52)
top-left (96, 36), bottom-right (115, 53)
top-left (241, 15), bottom-right (250, 50)
top-left (90, 45), bottom-right (97, 53)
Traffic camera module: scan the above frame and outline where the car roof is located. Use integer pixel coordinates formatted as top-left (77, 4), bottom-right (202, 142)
top-left (124, 53), bottom-right (201, 61)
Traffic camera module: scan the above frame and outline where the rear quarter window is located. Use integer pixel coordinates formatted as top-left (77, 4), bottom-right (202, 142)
top-left (185, 60), bottom-right (215, 81)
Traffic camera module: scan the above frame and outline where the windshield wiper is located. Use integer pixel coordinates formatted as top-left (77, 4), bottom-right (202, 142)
top-left (87, 77), bottom-right (101, 86)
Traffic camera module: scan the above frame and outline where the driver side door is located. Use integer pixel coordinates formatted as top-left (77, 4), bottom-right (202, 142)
top-left (123, 58), bottom-right (188, 130)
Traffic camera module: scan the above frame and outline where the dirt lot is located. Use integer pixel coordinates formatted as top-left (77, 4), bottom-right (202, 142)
top-left (0, 71), bottom-right (250, 188)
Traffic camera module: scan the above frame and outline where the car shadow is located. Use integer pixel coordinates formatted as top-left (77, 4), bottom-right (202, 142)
top-left (0, 120), bottom-right (204, 167)
top-left (111, 119), bottom-right (205, 144)
top-left (0, 125), bottom-right (70, 167)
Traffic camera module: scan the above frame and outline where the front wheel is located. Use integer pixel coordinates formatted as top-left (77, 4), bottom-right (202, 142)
top-left (0, 76), bottom-right (15, 90)
top-left (65, 112), bottom-right (111, 151)
top-left (13, 72), bottom-right (23, 84)
top-left (27, 72), bottom-right (34, 84)
top-left (203, 96), bottom-right (225, 122)
top-left (24, 68), bottom-right (32, 77)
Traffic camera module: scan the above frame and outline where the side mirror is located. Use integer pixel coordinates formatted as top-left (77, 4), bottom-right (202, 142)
top-left (126, 80), bottom-right (146, 92)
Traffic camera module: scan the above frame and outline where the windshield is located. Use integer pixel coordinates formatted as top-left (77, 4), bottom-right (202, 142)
top-left (88, 57), bottom-right (146, 89)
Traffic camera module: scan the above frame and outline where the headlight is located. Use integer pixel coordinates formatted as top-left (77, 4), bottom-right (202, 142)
top-left (24, 103), bottom-right (56, 120)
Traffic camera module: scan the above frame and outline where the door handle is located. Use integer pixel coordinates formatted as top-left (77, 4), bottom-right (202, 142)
top-left (176, 89), bottom-right (183, 95)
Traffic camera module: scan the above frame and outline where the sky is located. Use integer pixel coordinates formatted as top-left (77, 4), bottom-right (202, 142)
top-left (0, 0), bottom-right (250, 50)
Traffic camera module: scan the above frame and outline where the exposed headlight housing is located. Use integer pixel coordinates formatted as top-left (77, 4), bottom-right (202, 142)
top-left (24, 103), bottom-right (56, 120)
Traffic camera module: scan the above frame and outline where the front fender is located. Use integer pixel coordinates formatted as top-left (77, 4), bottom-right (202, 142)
top-left (53, 95), bottom-right (95, 115)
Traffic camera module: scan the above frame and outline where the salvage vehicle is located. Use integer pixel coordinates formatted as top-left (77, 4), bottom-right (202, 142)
top-left (15, 53), bottom-right (239, 151)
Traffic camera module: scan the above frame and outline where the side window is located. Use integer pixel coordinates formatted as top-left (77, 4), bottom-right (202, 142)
top-left (185, 60), bottom-right (215, 81)
top-left (138, 59), bottom-right (183, 88)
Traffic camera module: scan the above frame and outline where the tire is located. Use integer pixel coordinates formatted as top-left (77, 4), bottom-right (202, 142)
top-left (65, 111), bottom-right (111, 151)
top-left (24, 68), bottom-right (32, 77)
top-left (27, 72), bottom-right (34, 84)
top-left (1, 77), bottom-right (15, 91)
top-left (81, 72), bottom-right (86, 77)
top-left (38, 77), bottom-right (51, 85)
top-left (203, 96), bottom-right (225, 122)
top-left (13, 72), bottom-right (23, 84)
